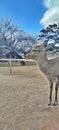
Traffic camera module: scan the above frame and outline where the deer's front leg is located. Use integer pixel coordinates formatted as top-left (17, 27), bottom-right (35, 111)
top-left (48, 79), bottom-right (53, 105)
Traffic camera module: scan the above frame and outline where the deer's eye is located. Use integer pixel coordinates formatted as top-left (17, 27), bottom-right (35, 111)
top-left (32, 49), bottom-right (37, 52)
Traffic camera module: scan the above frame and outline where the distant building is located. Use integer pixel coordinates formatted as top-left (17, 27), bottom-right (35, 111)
top-left (55, 44), bottom-right (59, 48)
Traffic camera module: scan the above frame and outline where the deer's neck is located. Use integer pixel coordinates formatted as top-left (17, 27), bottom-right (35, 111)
top-left (37, 51), bottom-right (49, 73)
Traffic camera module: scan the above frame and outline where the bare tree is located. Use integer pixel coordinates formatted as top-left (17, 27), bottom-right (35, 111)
top-left (0, 17), bottom-right (37, 57)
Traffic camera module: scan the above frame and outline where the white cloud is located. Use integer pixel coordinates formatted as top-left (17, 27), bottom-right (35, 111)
top-left (43, 0), bottom-right (51, 8)
top-left (40, 0), bottom-right (59, 27)
top-left (44, 0), bottom-right (59, 8)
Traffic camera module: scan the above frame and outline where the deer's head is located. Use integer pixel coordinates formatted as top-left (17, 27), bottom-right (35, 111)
top-left (26, 44), bottom-right (45, 60)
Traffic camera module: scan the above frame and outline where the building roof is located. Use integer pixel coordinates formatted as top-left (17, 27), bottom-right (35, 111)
top-left (55, 44), bottom-right (59, 47)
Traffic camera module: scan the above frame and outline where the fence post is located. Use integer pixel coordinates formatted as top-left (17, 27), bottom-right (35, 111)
top-left (9, 59), bottom-right (12, 74)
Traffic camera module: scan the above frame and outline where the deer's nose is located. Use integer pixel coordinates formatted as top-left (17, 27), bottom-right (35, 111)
top-left (26, 53), bottom-right (30, 59)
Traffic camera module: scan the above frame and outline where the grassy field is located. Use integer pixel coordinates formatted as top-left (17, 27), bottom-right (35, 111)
top-left (0, 64), bottom-right (59, 130)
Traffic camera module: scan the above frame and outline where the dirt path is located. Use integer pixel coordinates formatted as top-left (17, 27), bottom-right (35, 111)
top-left (0, 66), bottom-right (59, 130)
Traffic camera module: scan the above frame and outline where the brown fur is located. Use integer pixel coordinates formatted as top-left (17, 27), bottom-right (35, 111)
top-left (26, 45), bottom-right (59, 105)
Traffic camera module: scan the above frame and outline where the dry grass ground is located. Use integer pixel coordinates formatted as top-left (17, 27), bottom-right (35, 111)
top-left (0, 64), bottom-right (59, 130)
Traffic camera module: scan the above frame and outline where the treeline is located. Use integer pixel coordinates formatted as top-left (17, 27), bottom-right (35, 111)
top-left (0, 17), bottom-right (59, 58)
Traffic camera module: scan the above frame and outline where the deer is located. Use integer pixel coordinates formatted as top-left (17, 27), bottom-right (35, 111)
top-left (26, 44), bottom-right (59, 106)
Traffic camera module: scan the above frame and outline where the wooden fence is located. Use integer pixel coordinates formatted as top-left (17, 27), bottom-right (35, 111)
top-left (0, 59), bottom-right (35, 74)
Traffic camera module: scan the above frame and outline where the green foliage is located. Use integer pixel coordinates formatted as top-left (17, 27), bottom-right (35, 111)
top-left (39, 23), bottom-right (59, 45)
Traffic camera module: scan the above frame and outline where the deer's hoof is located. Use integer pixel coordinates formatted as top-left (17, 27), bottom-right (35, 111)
top-left (48, 103), bottom-right (51, 106)
top-left (53, 102), bottom-right (58, 106)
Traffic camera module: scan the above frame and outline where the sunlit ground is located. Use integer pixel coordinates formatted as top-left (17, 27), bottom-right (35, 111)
top-left (0, 63), bottom-right (59, 130)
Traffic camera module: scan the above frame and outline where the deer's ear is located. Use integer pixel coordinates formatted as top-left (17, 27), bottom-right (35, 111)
top-left (43, 43), bottom-right (47, 47)
top-left (32, 46), bottom-right (38, 51)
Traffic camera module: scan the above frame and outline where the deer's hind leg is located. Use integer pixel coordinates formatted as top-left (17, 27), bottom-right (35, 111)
top-left (53, 77), bottom-right (59, 106)
top-left (48, 79), bottom-right (53, 105)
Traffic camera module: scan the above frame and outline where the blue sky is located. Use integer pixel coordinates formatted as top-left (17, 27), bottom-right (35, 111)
top-left (0, 0), bottom-right (59, 35)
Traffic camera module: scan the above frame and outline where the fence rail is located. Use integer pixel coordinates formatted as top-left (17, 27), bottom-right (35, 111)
top-left (0, 58), bottom-right (35, 74)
